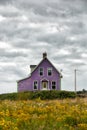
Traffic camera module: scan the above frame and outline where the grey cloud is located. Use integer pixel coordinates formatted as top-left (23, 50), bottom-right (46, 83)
top-left (0, 0), bottom-right (87, 93)
top-left (1, 66), bottom-right (25, 77)
top-left (0, 0), bottom-right (12, 5)
top-left (69, 22), bottom-right (86, 35)
top-left (70, 62), bottom-right (86, 68)
top-left (37, 33), bottom-right (67, 45)
top-left (15, 0), bottom-right (87, 20)
top-left (0, 48), bottom-right (27, 58)
top-left (0, 10), bottom-right (20, 18)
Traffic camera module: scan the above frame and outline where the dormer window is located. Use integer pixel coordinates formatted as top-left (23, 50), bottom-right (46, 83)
top-left (39, 68), bottom-right (43, 76)
top-left (48, 68), bottom-right (52, 76)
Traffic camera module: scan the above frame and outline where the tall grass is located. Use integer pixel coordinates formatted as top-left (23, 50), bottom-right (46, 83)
top-left (0, 98), bottom-right (87, 130)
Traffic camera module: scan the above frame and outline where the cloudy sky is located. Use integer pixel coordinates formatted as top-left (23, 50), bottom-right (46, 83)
top-left (0, 0), bottom-right (87, 94)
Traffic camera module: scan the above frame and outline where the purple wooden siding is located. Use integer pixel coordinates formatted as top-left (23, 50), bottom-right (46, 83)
top-left (18, 77), bottom-right (32, 92)
top-left (18, 58), bottom-right (61, 92)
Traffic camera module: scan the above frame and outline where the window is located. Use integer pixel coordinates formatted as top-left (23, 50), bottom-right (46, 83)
top-left (52, 81), bottom-right (56, 89)
top-left (48, 68), bottom-right (52, 76)
top-left (39, 68), bottom-right (43, 76)
top-left (33, 81), bottom-right (38, 90)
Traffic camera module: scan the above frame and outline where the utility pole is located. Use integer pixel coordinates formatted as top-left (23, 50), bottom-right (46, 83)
top-left (74, 69), bottom-right (77, 93)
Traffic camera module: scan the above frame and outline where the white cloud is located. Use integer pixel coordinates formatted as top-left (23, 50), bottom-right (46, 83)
top-left (66, 59), bottom-right (84, 64)
top-left (81, 53), bottom-right (87, 58)
top-left (0, 41), bottom-right (12, 49)
top-left (0, 15), bottom-right (6, 22)
top-left (54, 49), bottom-right (71, 56)
top-left (0, 62), bottom-right (16, 67)
top-left (0, 0), bottom-right (87, 93)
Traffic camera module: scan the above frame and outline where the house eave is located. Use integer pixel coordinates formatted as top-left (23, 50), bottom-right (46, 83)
top-left (17, 75), bottom-right (31, 83)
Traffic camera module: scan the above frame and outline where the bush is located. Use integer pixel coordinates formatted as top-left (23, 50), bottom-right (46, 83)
top-left (0, 93), bottom-right (17, 100)
top-left (0, 90), bottom-right (77, 100)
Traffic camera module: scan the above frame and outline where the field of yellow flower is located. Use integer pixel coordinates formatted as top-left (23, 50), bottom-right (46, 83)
top-left (0, 98), bottom-right (87, 130)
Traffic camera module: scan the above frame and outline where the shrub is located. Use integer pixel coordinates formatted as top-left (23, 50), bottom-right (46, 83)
top-left (0, 90), bottom-right (77, 100)
top-left (0, 93), bottom-right (17, 100)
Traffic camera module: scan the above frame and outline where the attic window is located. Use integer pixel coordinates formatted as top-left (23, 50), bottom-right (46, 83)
top-left (48, 68), bottom-right (52, 76)
top-left (33, 81), bottom-right (38, 90)
top-left (52, 81), bottom-right (56, 89)
top-left (39, 68), bottom-right (43, 76)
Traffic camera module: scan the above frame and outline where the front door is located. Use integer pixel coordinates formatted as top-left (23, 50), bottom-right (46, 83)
top-left (42, 81), bottom-right (48, 90)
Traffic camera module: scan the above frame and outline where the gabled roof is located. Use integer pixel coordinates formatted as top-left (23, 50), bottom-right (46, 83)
top-left (31, 56), bottom-right (62, 76)
top-left (17, 53), bottom-right (62, 83)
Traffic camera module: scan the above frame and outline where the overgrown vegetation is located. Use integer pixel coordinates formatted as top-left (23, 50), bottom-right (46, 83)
top-left (0, 90), bottom-right (87, 100)
top-left (0, 90), bottom-right (87, 129)
top-left (0, 98), bottom-right (87, 130)
top-left (77, 89), bottom-right (87, 98)
top-left (0, 90), bottom-right (77, 100)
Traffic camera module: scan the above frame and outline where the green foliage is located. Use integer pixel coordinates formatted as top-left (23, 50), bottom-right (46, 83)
top-left (64, 116), bottom-right (78, 126)
top-left (0, 93), bottom-right (17, 100)
top-left (0, 90), bottom-right (76, 100)
top-left (77, 89), bottom-right (87, 98)
top-left (77, 89), bottom-right (87, 94)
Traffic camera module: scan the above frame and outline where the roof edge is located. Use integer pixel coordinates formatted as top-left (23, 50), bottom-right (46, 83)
top-left (31, 57), bottom-right (62, 76)
top-left (17, 75), bottom-right (31, 83)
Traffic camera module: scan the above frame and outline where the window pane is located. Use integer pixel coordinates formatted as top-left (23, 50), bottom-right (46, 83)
top-left (39, 68), bottom-right (43, 76)
top-left (40, 71), bottom-right (43, 76)
top-left (52, 82), bottom-right (56, 85)
top-left (52, 81), bottom-right (56, 89)
top-left (52, 86), bottom-right (56, 89)
top-left (40, 68), bottom-right (43, 71)
top-left (48, 68), bottom-right (52, 76)
top-left (34, 81), bottom-right (38, 90)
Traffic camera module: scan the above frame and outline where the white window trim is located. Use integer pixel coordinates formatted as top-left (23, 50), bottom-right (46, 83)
top-left (51, 81), bottom-right (57, 90)
top-left (39, 67), bottom-right (44, 76)
top-left (33, 80), bottom-right (38, 90)
top-left (47, 67), bottom-right (53, 76)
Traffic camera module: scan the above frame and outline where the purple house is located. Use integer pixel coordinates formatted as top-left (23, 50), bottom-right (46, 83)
top-left (17, 53), bottom-right (62, 92)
